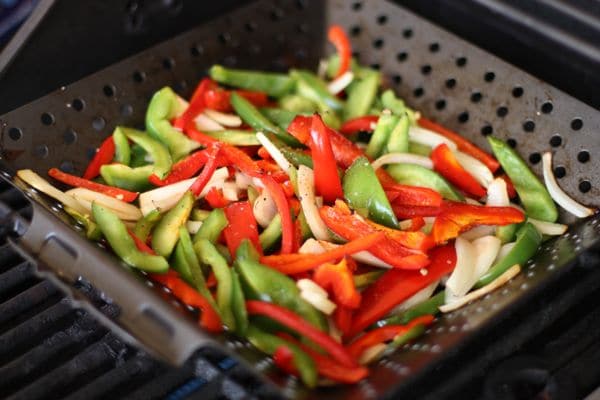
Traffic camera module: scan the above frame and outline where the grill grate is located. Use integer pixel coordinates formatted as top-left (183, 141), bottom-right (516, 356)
top-left (0, 0), bottom-right (599, 399)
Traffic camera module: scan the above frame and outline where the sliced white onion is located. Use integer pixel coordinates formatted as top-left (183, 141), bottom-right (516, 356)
top-left (542, 152), bottom-right (595, 218)
top-left (194, 113), bottom-right (225, 132)
top-left (299, 238), bottom-right (326, 255)
top-left (234, 172), bottom-right (253, 190)
top-left (409, 126), bottom-right (457, 150)
top-left (186, 220), bottom-right (203, 234)
top-left (528, 218), bottom-right (568, 236)
top-left (297, 166), bottom-right (331, 240)
top-left (445, 237), bottom-right (477, 298)
top-left (203, 109), bottom-right (242, 127)
top-left (398, 219), bottom-right (414, 230)
top-left (253, 189), bottom-right (277, 228)
top-left (486, 178), bottom-right (510, 207)
top-left (454, 151), bottom-right (494, 188)
top-left (174, 95), bottom-right (189, 118)
top-left (317, 58), bottom-right (328, 79)
top-left (392, 280), bottom-right (439, 313)
top-left (16, 169), bottom-right (87, 215)
top-left (327, 71), bottom-right (354, 95)
top-left (460, 225), bottom-right (495, 240)
top-left (300, 289), bottom-right (336, 315)
top-left (359, 343), bottom-right (387, 365)
top-left (297, 278), bottom-right (328, 298)
top-left (328, 318), bottom-right (342, 343)
top-left (139, 167), bottom-right (228, 216)
top-left (495, 242), bottom-right (516, 263)
top-left (439, 264), bottom-right (521, 312)
top-left (465, 198), bottom-right (483, 206)
top-left (222, 182), bottom-right (239, 201)
top-left (256, 131), bottom-right (292, 174)
top-left (472, 235), bottom-right (501, 277)
top-left (67, 188), bottom-right (142, 221)
top-left (371, 152), bottom-right (433, 171)
top-left (318, 240), bottom-right (394, 269)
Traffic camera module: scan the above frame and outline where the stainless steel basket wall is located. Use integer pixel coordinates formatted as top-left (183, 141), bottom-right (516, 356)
top-left (0, 0), bottom-right (599, 399)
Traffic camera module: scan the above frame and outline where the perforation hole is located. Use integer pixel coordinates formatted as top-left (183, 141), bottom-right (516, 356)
top-left (413, 87), bottom-right (424, 98)
top-left (63, 128), bottom-right (77, 144)
top-left (554, 166), bottom-right (566, 178)
top-left (269, 8), bottom-right (284, 21)
top-left (396, 51), bottom-right (408, 62)
top-left (458, 111), bottom-right (469, 123)
top-left (218, 33), bottom-right (231, 45)
top-left (429, 42), bottom-right (440, 53)
top-left (297, 23), bottom-right (309, 34)
top-left (579, 181), bottom-right (591, 193)
top-left (484, 71), bottom-right (495, 82)
top-left (456, 57), bottom-right (467, 67)
top-left (512, 86), bottom-right (524, 97)
top-left (8, 127), bottom-right (22, 141)
top-left (103, 85), bottom-right (115, 97)
top-left (377, 15), bottom-right (388, 25)
top-left (33, 145), bottom-right (49, 159)
top-left (435, 99), bottom-right (446, 110)
top-left (528, 152), bottom-right (541, 164)
top-left (496, 106), bottom-right (508, 117)
top-left (392, 74), bottom-right (402, 85)
top-left (133, 70), bottom-right (145, 83)
top-left (421, 65), bottom-right (432, 75)
top-left (92, 117), bottom-right (106, 131)
top-left (41, 112), bottom-right (54, 125)
top-left (550, 135), bottom-right (562, 147)
top-left (541, 102), bottom-right (553, 114)
top-left (571, 118), bottom-right (583, 130)
top-left (445, 78), bottom-right (456, 89)
top-left (523, 120), bottom-right (535, 132)
top-left (373, 38), bottom-right (384, 49)
top-left (352, 2), bottom-right (362, 11)
top-left (60, 161), bottom-right (74, 173)
top-left (244, 22), bottom-right (256, 32)
top-left (481, 125), bottom-right (493, 136)
top-left (370, 63), bottom-right (381, 70)
top-left (162, 57), bottom-right (175, 70)
top-left (577, 150), bottom-right (590, 163)
top-left (120, 103), bottom-right (133, 117)
top-left (72, 98), bottom-right (85, 111)
top-left (350, 25), bottom-right (361, 36)
top-left (402, 28), bottom-right (413, 38)
top-left (470, 92), bottom-right (482, 103)
top-left (507, 138), bottom-right (517, 148)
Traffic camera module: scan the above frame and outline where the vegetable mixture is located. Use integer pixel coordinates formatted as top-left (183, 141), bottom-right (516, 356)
top-left (17, 25), bottom-right (596, 387)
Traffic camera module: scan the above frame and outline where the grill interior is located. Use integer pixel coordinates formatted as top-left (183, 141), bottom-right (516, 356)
top-left (0, 0), bottom-right (599, 399)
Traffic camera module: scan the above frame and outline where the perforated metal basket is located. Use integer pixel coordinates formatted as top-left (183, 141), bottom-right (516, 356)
top-left (1, 0), bottom-right (599, 399)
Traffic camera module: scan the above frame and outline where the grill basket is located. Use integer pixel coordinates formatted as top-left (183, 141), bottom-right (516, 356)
top-left (0, 1), bottom-right (599, 399)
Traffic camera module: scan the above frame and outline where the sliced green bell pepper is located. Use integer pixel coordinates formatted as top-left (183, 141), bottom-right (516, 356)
top-left (119, 127), bottom-right (172, 179)
top-left (290, 69), bottom-right (344, 112)
top-left (278, 95), bottom-right (317, 114)
top-left (202, 130), bottom-right (260, 146)
top-left (375, 291), bottom-right (445, 328)
top-left (380, 89), bottom-right (417, 123)
top-left (193, 208), bottom-right (228, 244)
top-left (353, 270), bottom-right (385, 289)
top-left (133, 209), bottom-right (162, 243)
top-left (279, 146), bottom-right (313, 168)
top-left (209, 65), bottom-right (295, 97)
top-left (365, 113), bottom-right (398, 159)
top-left (385, 112), bottom-right (410, 154)
top-left (152, 190), bottom-right (194, 258)
top-left (488, 137), bottom-right (558, 222)
top-left (343, 70), bottom-right (380, 121)
top-left (64, 206), bottom-right (102, 240)
top-left (343, 156), bottom-right (398, 228)
top-left (386, 163), bottom-right (464, 201)
top-left (112, 127), bottom-right (131, 165)
top-left (409, 142), bottom-right (432, 156)
top-left (191, 208), bottom-right (211, 221)
top-left (92, 202), bottom-right (169, 273)
top-left (260, 107), bottom-right (301, 130)
top-left (259, 214), bottom-right (282, 251)
top-left (230, 271), bottom-right (248, 335)
top-left (129, 143), bottom-right (150, 168)
top-left (100, 164), bottom-right (153, 192)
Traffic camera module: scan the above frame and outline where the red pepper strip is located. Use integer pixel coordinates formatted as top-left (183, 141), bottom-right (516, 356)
top-left (260, 176), bottom-right (294, 254)
top-left (287, 115), bottom-right (312, 144)
top-left (319, 204), bottom-right (432, 269)
top-left (189, 143), bottom-right (222, 197)
top-left (282, 180), bottom-right (295, 198)
top-left (333, 306), bottom-right (353, 336)
top-left (149, 150), bottom-right (207, 186)
top-left (310, 114), bottom-right (344, 203)
top-left (173, 78), bottom-right (216, 130)
top-left (273, 345), bottom-right (298, 376)
top-left (223, 201), bottom-right (262, 257)
top-left (499, 173), bottom-right (517, 199)
top-left (346, 315), bottom-right (434, 360)
top-left (408, 217), bottom-right (426, 231)
top-left (260, 232), bottom-right (384, 274)
top-left (128, 231), bottom-right (223, 332)
top-left (206, 271), bottom-right (217, 288)
top-left (48, 167), bottom-right (138, 202)
top-left (339, 115), bottom-right (379, 135)
top-left (347, 244), bottom-right (456, 339)
top-left (255, 160), bottom-right (288, 183)
top-left (278, 333), bottom-right (369, 384)
top-left (418, 117), bottom-right (500, 172)
top-left (392, 204), bottom-right (442, 219)
top-left (83, 136), bottom-right (115, 180)
top-left (204, 88), bottom-right (269, 113)
top-left (314, 258), bottom-right (361, 309)
top-left (432, 201), bottom-right (525, 244)
top-left (257, 146), bottom-right (271, 160)
top-left (328, 25), bottom-right (352, 79)
top-left (431, 143), bottom-right (487, 198)
top-left (184, 123), bottom-right (218, 147)
top-left (384, 184), bottom-right (442, 207)
top-left (246, 300), bottom-right (359, 367)
top-left (205, 187), bottom-right (230, 208)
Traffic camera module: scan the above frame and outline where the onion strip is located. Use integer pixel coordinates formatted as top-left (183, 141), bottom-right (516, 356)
top-left (194, 113), bottom-right (225, 132)
top-left (454, 151), bottom-right (493, 188)
top-left (203, 109), bottom-right (242, 127)
top-left (371, 152), bottom-right (433, 170)
top-left (327, 71), bottom-right (354, 95)
top-left (297, 166), bottom-right (331, 240)
top-left (16, 169), bottom-right (87, 215)
top-left (67, 188), bottom-right (142, 221)
top-left (528, 218), bottom-right (567, 236)
top-left (409, 126), bottom-right (457, 150)
top-left (256, 131), bottom-right (292, 174)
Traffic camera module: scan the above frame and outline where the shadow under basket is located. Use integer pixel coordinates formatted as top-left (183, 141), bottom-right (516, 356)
top-left (0, 0), bottom-right (599, 399)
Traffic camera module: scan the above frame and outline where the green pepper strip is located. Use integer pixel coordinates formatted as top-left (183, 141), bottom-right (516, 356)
top-left (195, 238), bottom-right (236, 331)
top-left (235, 240), bottom-right (327, 331)
top-left (230, 271), bottom-right (248, 335)
top-left (119, 127), bottom-right (173, 179)
top-left (230, 92), bottom-right (300, 147)
top-left (488, 137), bottom-right (558, 222)
top-left (202, 130), bottom-right (260, 146)
top-left (172, 227), bottom-right (215, 300)
top-left (353, 270), bottom-right (385, 289)
top-left (209, 65), bottom-right (295, 98)
top-left (260, 107), bottom-right (301, 130)
top-left (100, 164), bottom-right (153, 192)
top-left (343, 156), bottom-right (398, 228)
top-left (365, 113), bottom-right (398, 159)
top-left (129, 143), bottom-right (150, 168)
top-left (133, 209), bottom-right (162, 243)
top-left (375, 291), bottom-right (445, 328)
top-left (290, 69), bottom-right (344, 112)
top-left (112, 127), bottom-right (131, 165)
top-left (246, 324), bottom-right (317, 388)
top-left (386, 163), bottom-right (464, 201)
top-left (92, 202), bottom-right (169, 272)
top-left (380, 89), bottom-right (418, 123)
top-left (384, 324), bottom-right (427, 354)
top-left (259, 214), bottom-right (282, 251)
top-left (476, 222), bottom-right (541, 288)
top-left (409, 142), bottom-right (432, 156)
top-left (279, 146), bottom-right (313, 168)
top-left (193, 208), bottom-right (228, 244)
top-left (343, 70), bottom-right (379, 121)
top-left (152, 191), bottom-right (194, 258)
top-left (146, 87), bottom-right (201, 161)
top-left (278, 95), bottom-right (318, 114)
top-left (64, 206), bottom-right (102, 240)
top-left (385, 112), bottom-right (410, 154)
top-left (191, 208), bottom-right (211, 221)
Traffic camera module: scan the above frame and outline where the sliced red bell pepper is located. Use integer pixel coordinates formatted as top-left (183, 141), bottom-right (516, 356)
top-left (333, 305), bottom-right (353, 336)
top-left (149, 150), bottom-right (207, 186)
top-left (173, 78), bottom-right (217, 130)
top-left (205, 187), bottom-right (230, 208)
top-left (499, 173), bottom-right (517, 199)
top-left (431, 143), bottom-right (487, 198)
top-left (223, 201), bottom-right (262, 256)
top-left (189, 143), bottom-right (222, 196)
top-left (408, 217), bottom-right (426, 231)
top-left (257, 146), bottom-right (271, 160)
top-left (384, 184), bottom-right (442, 207)
top-left (184, 122), bottom-right (218, 147)
top-left (328, 25), bottom-right (352, 79)
top-left (255, 160), bottom-right (288, 183)
top-left (129, 231), bottom-right (222, 332)
top-left (339, 115), bottom-right (379, 135)
top-left (432, 201), bottom-right (525, 243)
top-left (83, 136), bottom-right (115, 180)
top-left (282, 180), bottom-right (295, 198)
top-left (346, 315), bottom-right (434, 360)
top-left (346, 244), bottom-right (456, 339)
top-left (319, 203), bottom-right (432, 270)
top-left (204, 88), bottom-right (269, 113)
top-left (245, 300), bottom-right (358, 367)
top-left (310, 114), bottom-right (343, 203)
top-left (392, 204), bottom-right (442, 219)
top-left (314, 258), bottom-right (361, 309)
top-left (48, 167), bottom-right (138, 202)
top-left (260, 232), bottom-right (384, 274)
top-left (418, 117), bottom-right (500, 172)
top-left (273, 345), bottom-right (298, 376)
